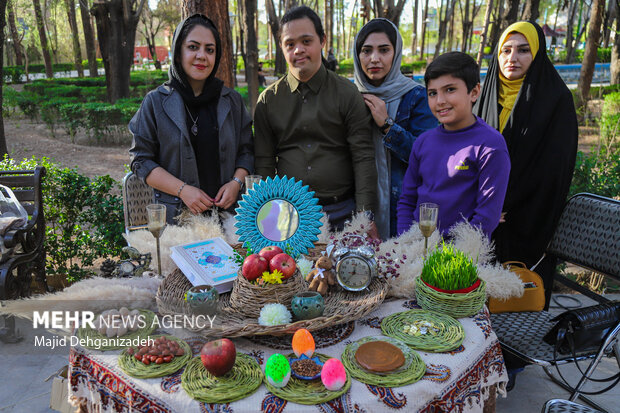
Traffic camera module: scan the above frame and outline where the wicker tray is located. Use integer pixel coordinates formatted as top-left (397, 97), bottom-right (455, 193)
top-left (340, 336), bottom-right (426, 387)
top-left (118, 335), bottom-right (192, 378)
top-left (182, 353), bottom-right (263, 403)
top-left (156, 268), bottom-right (388, 338)
top-left (381, 309), bottom-right (465, 352)
top-left (263, 353), bottom-right (351, 405)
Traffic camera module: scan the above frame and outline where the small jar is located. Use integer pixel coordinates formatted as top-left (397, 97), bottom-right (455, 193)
top-left (291, 291), bottom-right (324, 320)
top-left (185, 285), bottom-right (219, 315)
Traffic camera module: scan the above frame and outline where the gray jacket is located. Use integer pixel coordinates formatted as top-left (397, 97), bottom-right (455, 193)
top-left (129, 84), bottom-right (254, 222)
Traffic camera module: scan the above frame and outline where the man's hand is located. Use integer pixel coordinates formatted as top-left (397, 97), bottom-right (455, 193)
top-left (179, 185), bottom-right (214, 214)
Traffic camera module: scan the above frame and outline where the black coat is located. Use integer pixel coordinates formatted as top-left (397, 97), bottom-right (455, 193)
top-left (474, 22), bottom-right (578, 269)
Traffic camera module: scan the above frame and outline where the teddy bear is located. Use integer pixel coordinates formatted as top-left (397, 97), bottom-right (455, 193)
top-left (306, 256), bottom-right (337, 295)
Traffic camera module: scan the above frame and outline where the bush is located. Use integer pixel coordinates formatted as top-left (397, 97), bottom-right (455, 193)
top-left (570, 149), bottom-right (620, 198)
top-left (600, 92), bottom-right (620, 148)
top-left (0, 156), bottom-right (125, 283)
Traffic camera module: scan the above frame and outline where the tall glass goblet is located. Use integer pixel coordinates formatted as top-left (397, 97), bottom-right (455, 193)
top-left (419, 203), bottom-right (438, 258)
top-left (146, 204), bottom-right (166, 276)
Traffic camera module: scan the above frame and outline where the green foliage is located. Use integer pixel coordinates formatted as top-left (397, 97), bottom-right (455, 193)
top-left (570, 149), bottom-right (620, 198)
top-left (0, 156), bottom-right (125, 283)
top-left (81, 58), bottom-right (104, 69)
top-left (421, 243), bottom-right (478, 290)
top-left (554, 47), bottom-right (612, 63)
top-left (600, 92), bottom-right (620, 147)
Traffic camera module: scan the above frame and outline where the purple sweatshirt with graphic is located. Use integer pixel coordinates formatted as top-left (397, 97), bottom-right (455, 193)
top-left (396, 117), bottom-right (510, 239)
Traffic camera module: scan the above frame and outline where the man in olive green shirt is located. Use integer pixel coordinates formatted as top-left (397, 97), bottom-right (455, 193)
top-left (254, 6), bottom-right (377, 233)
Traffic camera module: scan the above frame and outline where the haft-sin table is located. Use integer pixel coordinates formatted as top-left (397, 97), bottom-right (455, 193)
top-left (69, 299), bottom-right (507, 413)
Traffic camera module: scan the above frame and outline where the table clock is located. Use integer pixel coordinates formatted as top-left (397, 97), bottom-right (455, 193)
top-left (333, 244), bottom-right (377, 291)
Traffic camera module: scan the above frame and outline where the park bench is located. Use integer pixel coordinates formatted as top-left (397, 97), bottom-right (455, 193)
top-left (0, 167), bottom-right (48, 342)
top-left (490, 193), bottom-right (620, 412)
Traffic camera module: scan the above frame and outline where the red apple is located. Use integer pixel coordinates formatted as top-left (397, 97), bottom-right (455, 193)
top-left (242, 254), bottom-right (269, 281)
top-left (258, 245), bottom-right (284, 262)
top-left (270, 253), bottom-right (297, 279)
top-left (200, 338), bottom-right (236, 376)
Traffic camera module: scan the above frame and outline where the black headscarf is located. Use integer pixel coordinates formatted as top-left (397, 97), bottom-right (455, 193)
top-left (167, 14), bottom-right (224, 198)
top-left (474, 22), bottom-right (578, 271)
top-left (167, 14), bottom-right (224, 105)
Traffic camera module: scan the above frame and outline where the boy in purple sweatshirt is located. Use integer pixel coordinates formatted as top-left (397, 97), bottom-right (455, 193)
top-left (396, 52), bottom-right (510, 239)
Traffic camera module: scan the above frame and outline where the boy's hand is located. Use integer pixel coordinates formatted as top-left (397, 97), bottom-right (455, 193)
top-left (499, 212), bottom-right (506, 223)
top-left (367, 221), bottom-right (381, 241)
top-left (362, 94), bottom-right (390, 131)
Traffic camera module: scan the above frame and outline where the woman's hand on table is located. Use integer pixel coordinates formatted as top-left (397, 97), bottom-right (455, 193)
top-left (362, 94), bottom-right (390, 131)
top-left (180, 185), bottom-right (214, 214)
top-left (214, 180), bottom-right (241, 210)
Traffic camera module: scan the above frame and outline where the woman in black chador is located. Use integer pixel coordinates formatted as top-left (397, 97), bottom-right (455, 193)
top-left (475, 21), bottom-right (577, 307)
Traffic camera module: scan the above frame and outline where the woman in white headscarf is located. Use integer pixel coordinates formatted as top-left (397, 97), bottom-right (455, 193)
top-left (353, 18), bottom-right (437, 239)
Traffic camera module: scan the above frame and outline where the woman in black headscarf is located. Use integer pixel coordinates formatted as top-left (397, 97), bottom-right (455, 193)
top-left (130, 14), bottom-right (253, 224)
top-left (475, 21), bottom-right (577, 306)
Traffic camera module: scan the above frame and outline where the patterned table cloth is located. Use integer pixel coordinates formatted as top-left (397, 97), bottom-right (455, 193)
top-left (69, 299), bottom-right (507, 413)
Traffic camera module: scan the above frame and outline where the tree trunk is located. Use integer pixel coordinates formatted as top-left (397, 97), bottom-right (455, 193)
top-left (79, 0), bottom-right (99, 77)
top-left (181, 0), bottom-right (234, 88)
top-left (602, 0), bottom-right (617, 48)
top-left (612, 4), bottom-right (620, 84)
top-left (33, 0), bottom-right (53, 78)
top-left (521, 0), bottom-right (540, 21)
top-left (0, 0), bottom-right (9, 158)
top-left (91, 0), bottom-right (144, 102)
top-left (419, 0), bottom-right (429, 60)
top-left (477, 0), bottom-right (493, 66)
top-left (488, 0), bottom-right (504, 52)
top-left (577, 0), bottom-right (605, 109)
top-left (460, 0), bottom-right (470, 53)
top-left (66, 0), bottom-right (84, 77)
top-left (434, 0), bottom-right (455, 59)
top-left (265, 0), bottom-right (286, 75)
top-left (7, 0), bottom-right (22, 66)
top-left (501, 0), bottom-right (520, 32)
top-left (324, 0), bottom-right (332, 53)
top-left (411, 0), bottom-right (418, 56)
top-left (244, 0), bottom-right (258, 114)
top-left (565, 0), bottom-right (578, 63)
top-left (236, 1), bottom-right (247, 82)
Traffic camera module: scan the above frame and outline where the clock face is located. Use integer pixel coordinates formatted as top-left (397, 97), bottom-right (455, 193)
top-left (336, 255), bottom-right (372, 291)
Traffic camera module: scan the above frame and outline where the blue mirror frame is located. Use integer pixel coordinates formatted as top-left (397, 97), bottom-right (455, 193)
top-left (235, 176), bottom-right (323, 257)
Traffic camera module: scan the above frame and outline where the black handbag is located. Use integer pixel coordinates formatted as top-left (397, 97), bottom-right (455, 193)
top-left (543, 301), bottom-right (620, 355)
top-left (542, 301), bottom-right (620, 395)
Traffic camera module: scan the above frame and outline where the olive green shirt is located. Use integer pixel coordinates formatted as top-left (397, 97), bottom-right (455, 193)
top-left (254, 65), bottom-right (377, 212)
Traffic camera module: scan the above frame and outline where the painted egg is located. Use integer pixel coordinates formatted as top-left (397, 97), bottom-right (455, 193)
top-left (292, 328), bottom-right (315, 358)
top-left (321, 358), bottom-right (347, 391)
top-left (265, 353), bottom-right (291, 388)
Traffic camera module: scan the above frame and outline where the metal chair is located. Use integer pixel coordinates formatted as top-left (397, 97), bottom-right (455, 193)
top-left (121, 171), bottom-right (153, 235)
top-left (541, 399), bottom-right (605, 413)
top-left (0, 167), bottom-right (48, 342)
top-left (490, 193), bottom-right (620, 411)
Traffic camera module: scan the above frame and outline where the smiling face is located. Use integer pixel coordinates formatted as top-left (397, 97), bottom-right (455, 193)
top-left (359, 31), bottom-right (394, 86)
top-left (280, 17), bottom-right (325, 82)
top-left (498, 33), bottom-right (534, 80)
top-left (180, 25), bottom-right (216, 95)
top-left (426, 74), bottom-right (480, 131)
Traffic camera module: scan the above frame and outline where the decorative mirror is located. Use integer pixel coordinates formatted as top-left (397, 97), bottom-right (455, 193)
top-left (235, 175), bottom-right (323, 257)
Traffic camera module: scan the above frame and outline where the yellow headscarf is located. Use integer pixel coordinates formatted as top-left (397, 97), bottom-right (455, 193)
top-left (497, 22), bottom-right (539, 133)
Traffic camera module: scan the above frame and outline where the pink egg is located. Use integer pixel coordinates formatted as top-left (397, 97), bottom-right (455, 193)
top-left (321, 358), bottom-right (347, 391)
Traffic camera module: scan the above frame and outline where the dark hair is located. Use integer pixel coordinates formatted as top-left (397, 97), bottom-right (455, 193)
top-left (424, 52), bottom-right (479, 92)
top-left (174, 14), bottom-right (222, 79)
top-left (355, 19), bottom-right (397, 57)
top-left (279, 6), bottom-right (325, 42)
